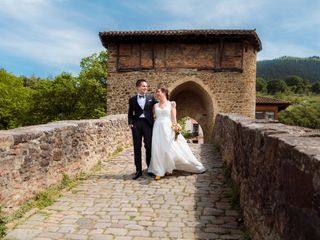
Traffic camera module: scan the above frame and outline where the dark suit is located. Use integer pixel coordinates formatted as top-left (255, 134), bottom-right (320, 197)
top-left (128, 94), bottom-right (157, 173)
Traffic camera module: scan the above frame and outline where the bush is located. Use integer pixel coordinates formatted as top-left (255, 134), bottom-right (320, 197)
top-left (279, 99), bottom-right (320, 129)
top-left (311, 81), bottom-right (320, 94)
top-left (267, 79), bottom-right (288, 94)
top-left (0, 69), bottom-right (33, 129)
top-left (256, 77), bottom-right (267, 93)
top-left (0, 206), bottom-right (8, 238)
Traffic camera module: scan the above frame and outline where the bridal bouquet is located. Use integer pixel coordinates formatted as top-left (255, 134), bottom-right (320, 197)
top-left (172, 123), bottom-right (182, 141)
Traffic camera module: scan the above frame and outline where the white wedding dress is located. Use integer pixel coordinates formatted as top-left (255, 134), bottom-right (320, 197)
top-left (148, 101), bottom-right (206, 177)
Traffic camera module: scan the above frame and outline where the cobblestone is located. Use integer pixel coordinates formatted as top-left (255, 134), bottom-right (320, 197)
top-left (5, 144), bottom-right (243, 239)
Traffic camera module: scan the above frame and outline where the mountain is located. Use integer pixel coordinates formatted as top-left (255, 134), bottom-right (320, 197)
top-left (257, 56), bottom-right (320, 83)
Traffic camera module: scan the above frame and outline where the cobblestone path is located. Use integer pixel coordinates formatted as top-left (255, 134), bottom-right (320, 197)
top-left (6, 144), bottom-right (243, 240)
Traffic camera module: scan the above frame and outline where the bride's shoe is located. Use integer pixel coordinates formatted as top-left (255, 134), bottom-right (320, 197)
top-left (155, 176), bottom-right (161, 181)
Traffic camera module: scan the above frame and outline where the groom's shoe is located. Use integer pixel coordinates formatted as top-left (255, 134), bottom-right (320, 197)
top-left (132, 171), bottom-right (142, 180)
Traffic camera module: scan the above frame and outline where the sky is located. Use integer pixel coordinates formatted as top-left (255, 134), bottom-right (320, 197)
top-left (0, 0), bottom-right (319, 78)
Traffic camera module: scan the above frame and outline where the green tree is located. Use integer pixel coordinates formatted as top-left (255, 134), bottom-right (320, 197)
top-left (256, 77), bottom-right (267, 93)
top-left (0, 69), bottom-right (32, 129)
top-left (79, 51), bottom-right (108, 86)
top-left (311, 81), bottom-right (320, 94)
top-left (25, 50), bottom-right (109, 125)
top-left (22, 74), bottom-right (39, 87)
top-left (0, 51), bottom-right (108, 129)
top-left (279, 100), bottom-right (320, 129)
top-left (74, 78), bottom-right (106, 119)
top-left (178, 117), bottom-right (192, 139)
top-left (25, 79), bottom-right (51, 125)
top-left (267, 79), bottom-right (288, 94)
top-left (77, 51), bottom-right (108, 115)
top-left (26, 73), bottom-right (79, 125)
top-left (284, 75), bottom-right (309, 94)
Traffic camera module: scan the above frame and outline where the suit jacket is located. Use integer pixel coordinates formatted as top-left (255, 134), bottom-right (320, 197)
top-left (128, 94), bottom-right (158, 126)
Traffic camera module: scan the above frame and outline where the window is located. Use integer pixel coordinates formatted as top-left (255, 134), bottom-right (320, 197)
top-left (192, 124), bottom-right (199, 136)
top-left (255, 111), bottom-right (264, 119)
top-left (255, 111), bottom-right (275, 120)
top-left (266, 111), bottom-right (275, 120)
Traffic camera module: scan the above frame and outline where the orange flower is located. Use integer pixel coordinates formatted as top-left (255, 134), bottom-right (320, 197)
top-left (171, 123), bottom-right (182, 140)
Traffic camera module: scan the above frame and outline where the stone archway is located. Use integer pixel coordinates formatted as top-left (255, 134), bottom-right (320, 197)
top-left (169, 79), bottom-right (217, 143)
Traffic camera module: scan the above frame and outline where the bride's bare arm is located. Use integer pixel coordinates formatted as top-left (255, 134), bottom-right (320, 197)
top-left (171, 101), bottom-right (177, 124)
top-left (153, 104), bottom-right (156, 118)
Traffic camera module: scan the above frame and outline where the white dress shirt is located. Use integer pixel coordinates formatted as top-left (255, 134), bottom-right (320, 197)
top-left (137, 94), bottom-right (146, 118)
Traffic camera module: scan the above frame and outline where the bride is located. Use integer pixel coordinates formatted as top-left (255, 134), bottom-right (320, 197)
top-left (148, 85), bottom-right (206, 179)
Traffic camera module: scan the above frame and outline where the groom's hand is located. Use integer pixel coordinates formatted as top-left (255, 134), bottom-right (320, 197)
top-left (129, 124), bottom-right (134, 128)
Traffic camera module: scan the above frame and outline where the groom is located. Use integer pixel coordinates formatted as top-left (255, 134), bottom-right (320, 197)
top-left (128, 79), bottom-right (158, 180)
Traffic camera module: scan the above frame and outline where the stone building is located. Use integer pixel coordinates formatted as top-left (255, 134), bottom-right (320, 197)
top-left (185, 118), bottom-right (204, 144)
top-left (255, 96), bottom-right (291, 120)
top-left (99, 29), bottom-right (262, 143)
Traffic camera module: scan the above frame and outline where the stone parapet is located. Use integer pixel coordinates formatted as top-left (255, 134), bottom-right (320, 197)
top-left (213, 114), bottom-right (320, 240)
top-left (0, 114), bottom-right (131, 214)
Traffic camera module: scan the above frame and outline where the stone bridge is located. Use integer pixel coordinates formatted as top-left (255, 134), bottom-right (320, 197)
top-left (1, 114), bottom-right (320, 240)
top-left (5, 144), bottom-right (243, 240)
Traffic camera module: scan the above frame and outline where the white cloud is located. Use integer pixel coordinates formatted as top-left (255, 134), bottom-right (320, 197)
top-left (166, 0), bottom-right (249, 19)
top-left (0, 29), bottom-right (100, 68)
top-left (0, 0), bottom-right (319, 73)
top-left (281, 10), bottom-right (320, 34)
top-left (0, 0), bottom-right (102, 73)
top-left (258, 41), bottom-right (316, 60)
top-left (149, 0), bottom-right (268, 28)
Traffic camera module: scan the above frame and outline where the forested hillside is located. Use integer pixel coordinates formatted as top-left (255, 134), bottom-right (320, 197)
top-left (256, 55), bottom-right (320, 129)
top-left (257, 56), bottom-right (320, 83)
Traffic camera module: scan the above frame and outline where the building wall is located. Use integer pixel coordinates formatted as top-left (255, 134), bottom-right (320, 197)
top-left (106, 42), bottom-right (257, 142)
top-left (256, 105), bottom-right (279, 120)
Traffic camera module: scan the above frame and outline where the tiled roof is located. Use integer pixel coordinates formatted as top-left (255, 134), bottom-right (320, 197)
top-left (256, 96), bottom-right (291, 105)
top-left (100, 29), bottom-right (258, 37)
top-left (99, 29), bottom-right (262, 51)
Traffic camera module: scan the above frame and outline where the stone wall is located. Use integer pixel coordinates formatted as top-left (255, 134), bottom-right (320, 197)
top-left (0, 114), bottom-right (131, 215)
top-left (213, 114), bottom-right (320, 240)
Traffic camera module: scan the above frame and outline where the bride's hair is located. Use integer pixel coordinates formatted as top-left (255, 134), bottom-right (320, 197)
top-left (157, 84), bottom-right (169, 99)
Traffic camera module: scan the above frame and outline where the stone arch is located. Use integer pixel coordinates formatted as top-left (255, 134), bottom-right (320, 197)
top-left (168, 78), bottom-right (218, 143)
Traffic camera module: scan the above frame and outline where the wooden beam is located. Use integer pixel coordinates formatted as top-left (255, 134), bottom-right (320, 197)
top-left (240, 40), bottom-right (244, 70)
top-left (214, 43), bottom-right (219, 69)
top-left (116, 43), bottom-right (120, 72)
top-left (152, 40), bottom-right (155, 69)
top-left (219, 38), bottom-right (224, 69)
top-left (139, 43), bottom-right (142, 70)
top-left (117, 66), bottom-right (243, 73)
top-left (164, 42), bottom-right (167, 68)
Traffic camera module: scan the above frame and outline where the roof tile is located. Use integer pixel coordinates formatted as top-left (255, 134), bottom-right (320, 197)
top-left (256, 96), bottom-right (291, 105)
top-left (99, 29), bottom-right (262, 51)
